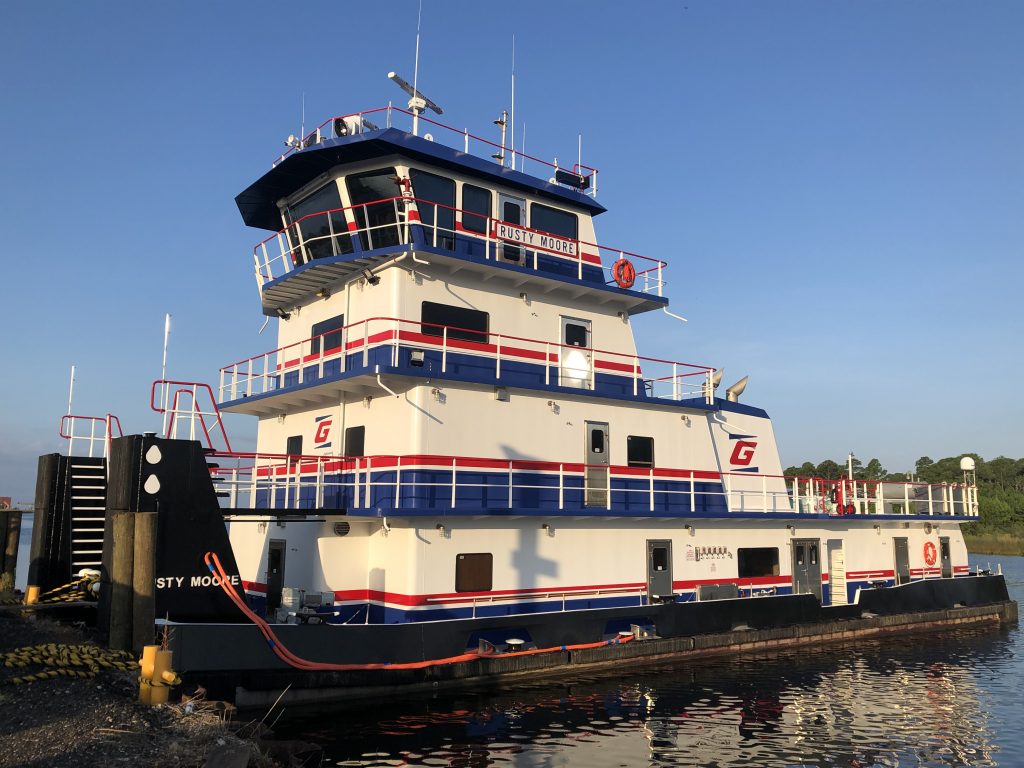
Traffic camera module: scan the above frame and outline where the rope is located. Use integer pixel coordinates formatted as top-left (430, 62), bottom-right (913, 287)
top-left (34, 574), bottom-right (99, 604)
top-left (0, 643), bottom-right (137, 685)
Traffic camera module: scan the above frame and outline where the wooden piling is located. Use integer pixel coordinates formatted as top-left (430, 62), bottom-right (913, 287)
top-left (1, 511), bottom-right (22, 587)
top-left (132, 511), bottom-right (158, 654)
top-left (109, 511), bottom-right (135, 651)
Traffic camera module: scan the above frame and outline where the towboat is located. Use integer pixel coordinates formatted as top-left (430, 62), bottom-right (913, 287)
top-left (28, 92), bottom-right (1013, 705)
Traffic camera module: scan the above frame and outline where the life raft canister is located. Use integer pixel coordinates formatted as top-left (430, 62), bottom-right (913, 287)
top-left (923, 541), bottom-right (938, 566)
top-left (612, 258), bottom-right (636, 289)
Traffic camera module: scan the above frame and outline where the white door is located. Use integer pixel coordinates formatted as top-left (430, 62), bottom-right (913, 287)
top-left (829, 542), bottom-right (847, 606)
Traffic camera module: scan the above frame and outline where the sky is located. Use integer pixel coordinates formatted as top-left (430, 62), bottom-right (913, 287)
top-left (0, 1), bottom-right (1021, 503)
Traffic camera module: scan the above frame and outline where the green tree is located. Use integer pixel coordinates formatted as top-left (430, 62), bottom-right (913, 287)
top-left (816, 460), bottom-right (843, 480)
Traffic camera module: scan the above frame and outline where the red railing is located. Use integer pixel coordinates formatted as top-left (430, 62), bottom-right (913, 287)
top-left (252, 195), bottom-right (667, 295)
top-left (150, 380), bottom-right (233, 452)
top-left (59, 414), bottom-right (123, 458)
top-left (217, 315), bottom-right (715, 404)
top-left (273, 106), bottom-right (598, 195)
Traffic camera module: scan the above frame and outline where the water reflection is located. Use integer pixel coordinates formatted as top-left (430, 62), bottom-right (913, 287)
top-left (298, 556), bottom-right (1022, 768)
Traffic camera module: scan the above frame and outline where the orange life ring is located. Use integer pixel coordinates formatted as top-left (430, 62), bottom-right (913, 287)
top-left (923, 541), bottom-right (937, 566)
top-left (612, 258), bottom-right (636, 289)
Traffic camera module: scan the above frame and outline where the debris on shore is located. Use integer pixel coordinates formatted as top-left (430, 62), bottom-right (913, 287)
top-left (0, 605), bottom-right (321, 767)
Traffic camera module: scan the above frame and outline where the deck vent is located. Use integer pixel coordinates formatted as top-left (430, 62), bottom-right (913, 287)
top-left (333, 521), bottom-right (351, 537)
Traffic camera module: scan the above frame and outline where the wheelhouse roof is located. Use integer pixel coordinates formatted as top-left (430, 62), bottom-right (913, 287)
top-left (236, 128), bottom-right (607, 231)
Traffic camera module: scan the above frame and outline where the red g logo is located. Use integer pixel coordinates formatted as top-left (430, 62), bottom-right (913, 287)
top-left (314, 419), bottom-right (332, 445)
top-left (729, 441), bottom-right (757, 466)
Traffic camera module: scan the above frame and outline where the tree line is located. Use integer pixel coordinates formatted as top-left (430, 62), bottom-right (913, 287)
top-left (783, 453), bottom-right (1024, 535)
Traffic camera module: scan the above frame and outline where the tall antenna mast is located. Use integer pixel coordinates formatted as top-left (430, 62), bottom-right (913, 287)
top-left (160, 313), bottom-right (172, 435)
top-left (412, 0), bottom-right (423, 136)
top-left (510, 35), bottom-right (516, 171)
top-left (66, 365), bottom-right (75, 416)
top-left (300, 92), bottom-right (305, 140)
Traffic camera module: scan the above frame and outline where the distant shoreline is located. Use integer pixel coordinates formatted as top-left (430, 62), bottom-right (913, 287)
top-left (965, 534), bottom-right (1024, 558)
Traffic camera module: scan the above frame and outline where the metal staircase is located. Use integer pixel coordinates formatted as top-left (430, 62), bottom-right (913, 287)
top-left (65, 456), bottom-right (106, 571)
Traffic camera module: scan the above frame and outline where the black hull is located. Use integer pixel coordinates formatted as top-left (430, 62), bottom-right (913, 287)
top-left (168, 574), bottom-right (1014, 703)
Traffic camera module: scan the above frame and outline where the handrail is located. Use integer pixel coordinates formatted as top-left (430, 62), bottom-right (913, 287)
top-left (216, 314), bottom-right (715, 404)
top-left (150, 380), bottom-right (233, 452)
top-left (204, 450), bottom-right (979, 519)
top-left (251, 195), bottom-right (666, 294)
top-left (59, 414), bottom-right (123, 459)
top-left (272, 106), bottom-right (599, 195)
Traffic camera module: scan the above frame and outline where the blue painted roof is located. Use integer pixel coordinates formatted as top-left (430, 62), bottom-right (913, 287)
top-left (236, 128), bottom-right (607, 231)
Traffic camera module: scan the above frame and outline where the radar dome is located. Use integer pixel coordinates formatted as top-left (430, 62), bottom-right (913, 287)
top-left (960, 456), bottom-right (976, 472)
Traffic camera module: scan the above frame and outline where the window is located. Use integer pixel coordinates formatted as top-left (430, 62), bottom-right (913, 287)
top-left (286, 435), bottom-right (302, 456)
top-left (738, 548), bottom-right (780, 578)
top-left (590, 427), bottom-right (605, 454)
top-left (345, 168), bottom-right (401, 249)
top-left (627, 436), bottom-right (654, 468)
top-left (285, 182), bottom-right (351, 262)
top-left (564, 323), bottom-right (588, 347)
top-left (530, 203), bottom-right (578, 240)
top-left (455, 553), bottom-right (493, 592)
top-left (651, 546), bottom-right (669, 572)
top-left (344, 426), bottom-right (365, 457)
top-left (421, 301), bottom-right (489, 344)
top-left (461, 184), bottom-right (491, 233)
top-left (409, 169), bottom-right (455, 239)
top-left (311, 314), bottom-right (344, 355)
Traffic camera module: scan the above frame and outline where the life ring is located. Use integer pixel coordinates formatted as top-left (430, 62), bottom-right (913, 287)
top-left (923, 541), bottom-right (937, 566)
top-left (612, 258), bottom-right (636, 289)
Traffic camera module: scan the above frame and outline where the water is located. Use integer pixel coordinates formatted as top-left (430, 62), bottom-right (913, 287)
top-left (292, 554), bottom-right (1023, 767)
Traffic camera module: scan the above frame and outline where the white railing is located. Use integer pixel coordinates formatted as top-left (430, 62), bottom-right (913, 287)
top-left (217, 315), bottom-right (715, 405)
top-left (424, 586), bottom-right (647, 619)
top-left (205, 452), bottom-right (979, 519)
top-left (59, 414), bottom-right (123, 458)
top-left (251, 197), bottom-right (666, 296)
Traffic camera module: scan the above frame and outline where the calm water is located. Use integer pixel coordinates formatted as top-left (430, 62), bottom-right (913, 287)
top-left (292, 554), bottom-right (1023, 768)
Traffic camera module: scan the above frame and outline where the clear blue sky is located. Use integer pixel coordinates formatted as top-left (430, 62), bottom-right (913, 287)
top-left (1, 1), bottom-right (1021, 502)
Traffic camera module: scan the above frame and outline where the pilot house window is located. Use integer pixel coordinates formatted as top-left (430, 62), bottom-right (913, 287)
top-left (530, 203), bottom-right (578, 240)
top-left (461, 184), bottom-right (491, 234)
top-left (410, 169), bottom-right (455, 246)
top-left (285, 182), bottom-right (352, 262)
top-left (345, 168), bottom-right (401, 250)
top-left (421, 301), bottom-right (489, 344)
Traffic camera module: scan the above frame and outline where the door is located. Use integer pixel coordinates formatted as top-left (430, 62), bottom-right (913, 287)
top-left (893, 537), bottom-right (910, 585)
top-left (939, 536), bottom-right (952, 578)
top-left (828, 541), bottom-right (848, 606)
top-left (497, 194), bottom-right (526, 263)
top-left (646, 540), bottom-right (673, 603)
top-left (584, 421), bottom-right (610, 507)
top-left (267, 539), bottom-right (286, 612)
top-left (560, 317), bottom-right (593, 389)
top-left (791, 539), bottom-right (822, 601)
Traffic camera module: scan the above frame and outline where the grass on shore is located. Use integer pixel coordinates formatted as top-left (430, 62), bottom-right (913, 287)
top-left (964, 532), bottom-right (1024, 557)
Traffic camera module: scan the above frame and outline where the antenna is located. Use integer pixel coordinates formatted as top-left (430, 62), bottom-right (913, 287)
top-left (510, 35), bottom-right (516, 171)
top-left (66, 365), bottom-right (75, 417)
top-left (301, 92), bottom-right (305, 141)
top-left (160, 313), bottom-right (171, 435)
top-left (388, 0), bottom-right (442, 137)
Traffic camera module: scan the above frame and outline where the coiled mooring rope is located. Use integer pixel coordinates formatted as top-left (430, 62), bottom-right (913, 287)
top-left (0, 643), bottom-right (137, 685)
top-left (33, 571), bottom-right (100, 604)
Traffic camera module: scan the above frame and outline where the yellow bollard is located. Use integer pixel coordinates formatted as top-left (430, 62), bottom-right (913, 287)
top-left (150, 649), bottom-right (175, 705)
top-left (25, 586), bottom-right (39, 605)
top-left (138, 645), bottom-right (158, 705)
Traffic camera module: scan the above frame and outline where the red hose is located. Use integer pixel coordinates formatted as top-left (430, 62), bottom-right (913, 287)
top-left (203, 551), bottom-right (632, 671)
